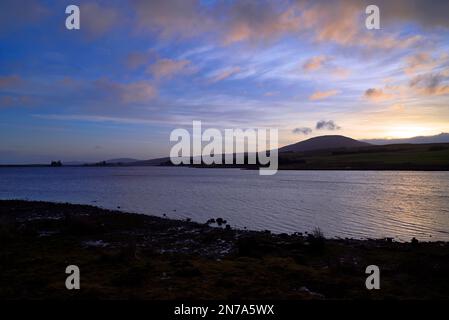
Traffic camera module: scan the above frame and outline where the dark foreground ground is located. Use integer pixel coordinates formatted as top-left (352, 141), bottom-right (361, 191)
top-left (1, 200), bottom-right (448, 300)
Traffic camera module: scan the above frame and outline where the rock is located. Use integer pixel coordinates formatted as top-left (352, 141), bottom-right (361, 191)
top-left (298, 286), bottom-right (325, 299)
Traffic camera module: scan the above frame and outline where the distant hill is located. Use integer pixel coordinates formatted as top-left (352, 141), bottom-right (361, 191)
top-left (48, 133), bottom-right (449, 170)
top-left (63, 161), bottom-right (88, 166)
top-left (279, 135), bottom-right (371, 153)
top-left (105, 158), bottom-right (141, 164)
top-left (63, 158), bottom-right (141, 166)
top-left (364, 133), bottom-right (449, 145)
top-left (126, 157), bottom-right (171, 166)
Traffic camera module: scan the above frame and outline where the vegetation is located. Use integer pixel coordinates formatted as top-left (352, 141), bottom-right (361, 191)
top-left (277, 143), bottom-right (449, 170)
top-left (1, 200), bottom-right (449, 300)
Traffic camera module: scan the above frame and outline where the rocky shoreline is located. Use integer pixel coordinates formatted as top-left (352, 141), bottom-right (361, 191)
top-left (1, 200), bottom-right (448, 299)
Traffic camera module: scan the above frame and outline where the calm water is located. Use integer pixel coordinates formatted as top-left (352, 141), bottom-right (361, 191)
top-left (1, 167), bottom-right (448, 241)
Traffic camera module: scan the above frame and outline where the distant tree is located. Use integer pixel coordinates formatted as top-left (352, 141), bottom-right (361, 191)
top-left (50, 160), bottom-right (62, 167)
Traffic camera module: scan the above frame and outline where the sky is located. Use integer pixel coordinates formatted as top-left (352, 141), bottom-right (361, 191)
top-left (1, 0), bottom-right (449, 164)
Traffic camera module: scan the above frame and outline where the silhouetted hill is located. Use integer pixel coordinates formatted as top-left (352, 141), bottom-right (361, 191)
top-left (105, 158), bottom-right (141, 164)
top-left (279, 135), bottom-right (371, 153)
top-left (64, 158), bottom-right (141, 166)
top-left (364, 133), bottom-right (449, 145)
top-left (126, 157), bottom-right (171, 166)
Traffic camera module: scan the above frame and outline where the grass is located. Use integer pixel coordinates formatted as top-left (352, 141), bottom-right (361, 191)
top-left (279, 143), bottom-right (449, 170)
top-left (1, 200), bottom-right (449, 300)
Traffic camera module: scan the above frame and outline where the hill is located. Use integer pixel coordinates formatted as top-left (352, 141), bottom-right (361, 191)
top-left (364, 133), bottom-right (449, 145)
top-left (126, 157), bottom-right (171, 166)
top-left (105, 158), bottom-right (141, 164)
top-left (279, 135), bottom-right (371, 153)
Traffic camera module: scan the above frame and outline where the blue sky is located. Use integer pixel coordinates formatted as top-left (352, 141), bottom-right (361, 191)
top-left (1, 0), bottom-right (449, 163)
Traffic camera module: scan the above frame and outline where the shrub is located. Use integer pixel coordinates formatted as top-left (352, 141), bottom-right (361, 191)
top-left (307, 227), bottom-right (326, 253)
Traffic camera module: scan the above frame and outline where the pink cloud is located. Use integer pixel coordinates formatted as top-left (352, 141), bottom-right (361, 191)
top-left (210, 67), bottom-right (241, 83)
top-left (404, 53), bottom-right (436, 75)
top-left (303, 56), bottom-right (329, 72)
top-left (0, 75), bottom-right (22, 88)
top-left (309, 89), bottom-right (339, 101)
top-left (148, 58), bottom-right (193, 79)
top-left (120, 81), bottom-right (157, 103)
top-left (95, 79), bottom-right (157, 104)
top-left (131, 0), bottom-right (213, 39)
top-left (81, 2), bottom-right (123, 39)
top-left (125, 51), bottom-right (156, 70)
top-left (221, 2), bottom-right (302, 45)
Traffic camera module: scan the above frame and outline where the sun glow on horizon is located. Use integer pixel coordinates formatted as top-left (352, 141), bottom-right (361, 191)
top-left (384, 126), bottom-right (435, 139)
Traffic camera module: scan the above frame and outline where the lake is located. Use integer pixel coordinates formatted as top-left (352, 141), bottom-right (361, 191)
top-left (1, 167), bottom-right (448, 241)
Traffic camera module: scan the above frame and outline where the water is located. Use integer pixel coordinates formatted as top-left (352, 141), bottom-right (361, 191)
top-left (1, 167), bottom-right (448, 241)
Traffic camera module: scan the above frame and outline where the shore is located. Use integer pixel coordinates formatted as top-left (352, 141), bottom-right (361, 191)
top-left (1, 200), bottom-right (448, 299)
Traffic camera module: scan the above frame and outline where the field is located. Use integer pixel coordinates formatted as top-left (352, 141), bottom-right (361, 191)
top-left (278, 143), bottom-right (449, 170)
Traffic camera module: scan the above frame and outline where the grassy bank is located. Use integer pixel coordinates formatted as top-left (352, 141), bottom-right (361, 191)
top-left (1, 200), bottom-right (448, 299)
top-left (277, 143), bottom-right (449, 170)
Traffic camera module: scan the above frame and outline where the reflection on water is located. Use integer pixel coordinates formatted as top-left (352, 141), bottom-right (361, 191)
top-left (1, 167), bottom-right (448, 241)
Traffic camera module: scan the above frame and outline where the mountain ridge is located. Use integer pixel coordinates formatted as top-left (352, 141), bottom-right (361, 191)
top-left (363, 133), bottom-right (449, 145)
top-left (58, 133), bottom-right (449, 167)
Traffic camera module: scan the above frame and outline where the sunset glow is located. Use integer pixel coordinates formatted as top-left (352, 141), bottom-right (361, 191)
top-left (385, 126), bottom-right (434, 139)
top-left (0, 0), bottom-right (448, 163)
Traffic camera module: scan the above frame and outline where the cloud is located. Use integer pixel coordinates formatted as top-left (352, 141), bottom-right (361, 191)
top-left (119, 81), bottom-right (157, 103)
top-left (94, 79), bottom-right (157, 104)
top-left (0, 0), bottom-right (49, 33)
top-left (127, 0), bottom-right (420, 50)
top-left (0, 75), bottom-right (22, 88)
top-left (390, 103), bottom-right (405, 112)
top-left (302, 2), bottom-right (359, 46)
top-left (125, 51), bottom-right (155, 70)
top-left (404, 52), bottom-right (436, 75)
top-left (81, 2), bottom-right (123, 39)
top-left (218, 0), bottom-right (420, 49)
top-left (295, 1), bottom-right (419, 50)
top-left (375, 0), bottom-right (449, 29)
top-left (0, 75), bottom-right (30, 108)
top-left (409, 73), bottom-right (449, 96)
top-left (33, 114), bottom-right (165, 125)
top-left (292, 127), bottom-right (312, 135)
top-left (264, 91), bottom-right (279, 97)
top-left (302, 56), bottom-right (350, 79)
top-left (316, 0), bottom-right (449, 31)
top-left (130, 0), bottom-right (213, 39)
top-left (218, 1), bottom-right (418, 49)
top-left (309, 90), bottom-right (339, 101)
top-left (148, 58), bottom-right (193, 79)
top-left (210, 67), bottom-right (241, 83)
top-left (303, 56), bottom-right (329, 72)
top-left (364, 88), bottom-right (394, 101)
top-left (332, 67), bottom-right (351, 79)
top-left (316, 120), bottom-right (341, 131)
top-left (0, 95), bottom-right (35, 108)
top-left (2, 0), bottom-right (444, 50)
top-left (220, 0), bottom-right (302, 45)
